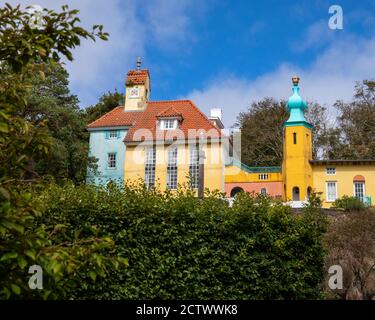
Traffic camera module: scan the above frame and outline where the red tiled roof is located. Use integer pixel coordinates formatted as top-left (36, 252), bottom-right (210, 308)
top-left (87, 100), bottom-right (223, 142)
top-left (126, 69), bottom-right (149, 85)
top-left (156, 106), bottom-right (182, 118)
top-left (87, 106), bottom-right (137, 128)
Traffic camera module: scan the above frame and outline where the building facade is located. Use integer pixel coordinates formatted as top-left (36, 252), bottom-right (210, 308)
top-left (87, 61), bottom-right (226, 193)
top-left (87, 62), bottom-right (374, 208)
top-left (225, 76), bottom-right (375, 208)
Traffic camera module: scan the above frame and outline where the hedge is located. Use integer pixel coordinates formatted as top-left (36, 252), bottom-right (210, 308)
top-left (36, 183), bottom-right (327, 299)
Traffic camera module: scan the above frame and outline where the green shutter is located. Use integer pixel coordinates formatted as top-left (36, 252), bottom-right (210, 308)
top-left (105, 131), bottom-right (109, 139)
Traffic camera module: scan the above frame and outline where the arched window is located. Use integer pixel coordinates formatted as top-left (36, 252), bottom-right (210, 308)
top-left (353, 175), bottom-right (365, 201)
top-left (230, 187), bottom-right (244, 198)
top-left (260, 188), bottom-right (267, 196)
top-left (292, 186), bottom-right (300, 201)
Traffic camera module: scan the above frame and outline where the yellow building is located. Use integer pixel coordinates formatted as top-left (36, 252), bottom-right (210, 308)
top-left (225, 76), bottom-right (375, 208)
top-left (88, 59), bottom-right (226, 193)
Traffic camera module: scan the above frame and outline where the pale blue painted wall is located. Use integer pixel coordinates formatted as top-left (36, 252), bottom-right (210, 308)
top-left (87, 128), bottom-right (128, 186)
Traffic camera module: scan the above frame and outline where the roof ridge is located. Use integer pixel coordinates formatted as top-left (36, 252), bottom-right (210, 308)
top-left (148, 99), bottom-right (192, 104)
top-left (156, 106), bottom-right (182, 117)
top-left (188, 100), bottom-right (221, 132)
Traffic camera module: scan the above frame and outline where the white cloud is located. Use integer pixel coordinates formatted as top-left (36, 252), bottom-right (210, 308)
top-left (7, 0), bottom-right (198, 106)
top-left (186, 35), bottom-right (375, 128)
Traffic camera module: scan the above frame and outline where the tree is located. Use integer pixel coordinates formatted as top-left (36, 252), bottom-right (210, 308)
top-left (0, 3), bottom-right (124, 299)
top-left (332, 80), bottom-right (375, 160)
top-left (236, 98), bottom-right (329, 166)
top-left (12, 62), bottom-right (98, 184)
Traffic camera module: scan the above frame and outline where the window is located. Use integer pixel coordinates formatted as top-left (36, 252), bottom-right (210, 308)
top-left (326, 181), bottom-right (337, 202)
top-left (292, 186), bottom-right (300, 201)
top-left (260, 188), bottom-right (267, 196)
top-left (109, 130), bottom-right (118, 139)
top-left (326, 167), bottom-right (336, 175)
top-left (259, 173), bottom-right (268, 180)
top-left (167, 147), bottom-right (178, 190)
top-left (293, 132), bottom-right (297, 144)
top-left (160, 119), bottom-right (178, 130)
top-left (145, 147), bottom-right (156, 189)
top-left (354, 182), bottom-right (365, 201)
top-left (230, 187), bottom-right (243, 198)
top-left (107, 153), bottom-right (116, 168)
top-left (189, 145), bottom-right (200, 189)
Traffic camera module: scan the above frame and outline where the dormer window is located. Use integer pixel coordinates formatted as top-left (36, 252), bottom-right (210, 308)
top-left (160, 119), bottom-right (178, 130)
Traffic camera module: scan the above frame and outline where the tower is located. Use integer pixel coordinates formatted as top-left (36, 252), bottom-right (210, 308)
top-left (124, 57), bottom-right (150, 111)
top-left (282, 76), bottom-right (313, 202)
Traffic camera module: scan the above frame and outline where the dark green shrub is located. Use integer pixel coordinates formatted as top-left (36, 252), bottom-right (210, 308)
top-left (36, 183), bottom-right (327, 299)
top-left (333, 196), bottom-right (365, 211)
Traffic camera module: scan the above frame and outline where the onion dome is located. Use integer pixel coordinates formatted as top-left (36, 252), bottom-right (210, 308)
top-left (284, 76), bottom-right (312, 128)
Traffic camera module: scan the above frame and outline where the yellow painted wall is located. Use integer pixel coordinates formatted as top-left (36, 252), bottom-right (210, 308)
top-left (124, 78), bottom-right (150, 111)
top-left (124, 142), bottom-right (224, 192)
top-left (282, 125), bottom-right (313, 201)
top-left (312, 165), bottom-right (375, 208)
top-left (225, 165), bottom-right (282, 183)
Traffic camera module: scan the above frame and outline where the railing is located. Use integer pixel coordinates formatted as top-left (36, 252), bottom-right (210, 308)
top-left (226, 158), bottom-right (281, 173)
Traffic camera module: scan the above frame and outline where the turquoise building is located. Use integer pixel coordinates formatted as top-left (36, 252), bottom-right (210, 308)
top-left (87, 126), bottom-right (128, 185)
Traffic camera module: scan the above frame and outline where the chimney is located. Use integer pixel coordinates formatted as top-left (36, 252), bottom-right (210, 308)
top-left (208, 108), bottom-right (224, 129)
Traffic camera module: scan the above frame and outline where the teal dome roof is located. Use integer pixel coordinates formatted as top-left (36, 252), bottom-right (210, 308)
top-left (284, 76), bottom-right (312, 128)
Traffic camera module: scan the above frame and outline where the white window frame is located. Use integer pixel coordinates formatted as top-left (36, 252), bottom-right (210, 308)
top-left (166, 147), bottom-right (178, 190)
top-left (353, 182), bottom-right (365, 201)
top-left (259, 173), bottom-right (269, 181)
top-left (144, 147), bottom-right (156, 189)
top-left (109, 130), bottom-right (118, 139)
top-left (189, 145), bottom-right (200, 189)
top-left (260, 188), bottom-right (267, 196)
top-left (160, 119), bottom-right (178, 130)
top-left (107, 152), bottom-right (117, 169)
top-left (326, 181), bottom-right (338, 202)
top-left (326, 167), bottom-right (336, 175)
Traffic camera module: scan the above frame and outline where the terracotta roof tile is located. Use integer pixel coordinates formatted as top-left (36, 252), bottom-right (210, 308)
top-left (156, 106), bottom-right (183, 118)
top-left (126, 69), bottom-right (149, 85)
top-left (125, 100), bottom-right (222, 142)
top-left (87, 107), bottom-right (137, 128)
top-left (87, 100), bottom-right (223, 142)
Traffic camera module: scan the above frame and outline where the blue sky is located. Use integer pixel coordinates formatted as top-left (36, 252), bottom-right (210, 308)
top-left (9, 0), bottom-right (375, 126)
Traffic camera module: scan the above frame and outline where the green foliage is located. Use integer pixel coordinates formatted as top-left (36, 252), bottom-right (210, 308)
top-left (36, 183), bottom-right (327, 299)
top-left (333, 196), bottom-right (366, 211)
top-left (17, 62), bottom-right (97, 184)
top-left (332, 80), bottom-right (375, 160)
top-left (0, 2), bottom-right (115, 299)
top-left (0, 3), bottom-right (108, 72)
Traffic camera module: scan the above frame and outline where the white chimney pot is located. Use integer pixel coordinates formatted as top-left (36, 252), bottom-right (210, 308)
top-left (210, 108), bottom-right (222, 120)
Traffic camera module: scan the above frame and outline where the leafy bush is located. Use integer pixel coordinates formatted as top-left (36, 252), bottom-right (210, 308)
top-left (333, 196), bottom-right (365, 211)
top-left (36, 183), bottom-right (327, 299)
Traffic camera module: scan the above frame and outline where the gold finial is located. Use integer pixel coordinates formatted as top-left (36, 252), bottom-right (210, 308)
top-left (292, 75), bottom-right (300, 86)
